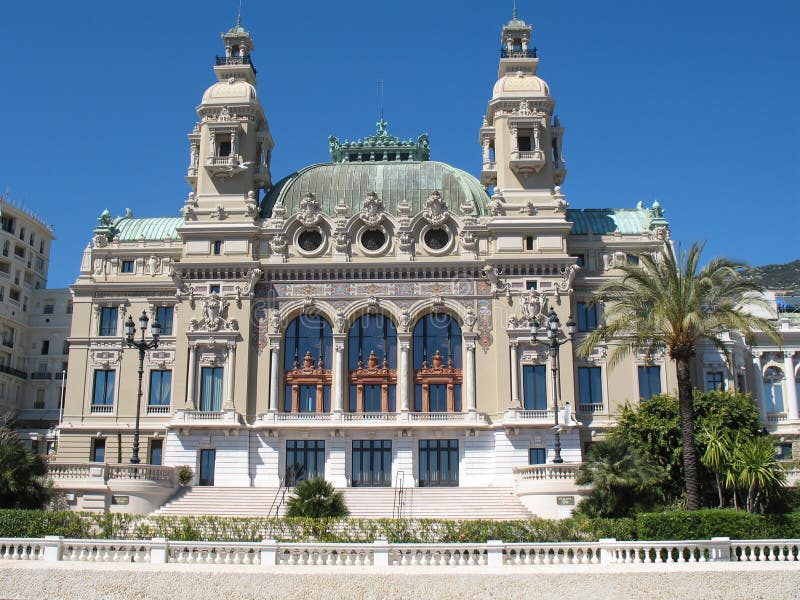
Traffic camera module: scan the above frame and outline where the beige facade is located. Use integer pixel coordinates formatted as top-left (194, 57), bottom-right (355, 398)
top-left (55, 14), bottom-right (795, 500)
top-left (0, 197), bottom-right (70, 452)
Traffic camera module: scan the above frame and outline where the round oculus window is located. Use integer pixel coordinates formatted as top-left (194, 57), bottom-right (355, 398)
top-left (423, 227), bottom-right (449, 250)
top-left (297, 229), bottom-right (323, 252)
top-left (360, 229), bottom-right (387, 251)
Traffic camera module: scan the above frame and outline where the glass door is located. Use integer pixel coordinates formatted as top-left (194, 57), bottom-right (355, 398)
top-left (418, 439), bottom-right (459, 487)
top-left (199, 449), bottom-right (216, 486)
top-left (352, 440), bottom-right (392, 486)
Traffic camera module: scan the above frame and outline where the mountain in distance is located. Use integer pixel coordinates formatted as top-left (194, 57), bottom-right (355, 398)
top-left (744, 259), bottom-right (800, 293)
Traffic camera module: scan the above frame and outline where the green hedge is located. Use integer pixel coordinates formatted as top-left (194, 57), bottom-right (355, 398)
top-left (0, 509), bottom-right (796, 542)
top-left (635, 510), bottom-right (800, 540)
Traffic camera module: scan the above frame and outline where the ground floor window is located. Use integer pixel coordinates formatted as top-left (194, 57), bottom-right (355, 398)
top-left (286, 440), bottom-right (325, 485)
top-left (149, 439), bottom-right (163, 466)
top-left (706, 370), bottom-right (725, 392)
top-left (352, 440), bottom-right (392, 487)
top-left (91, 438), bottom-right (105, 463)
top-left (418, 439), bottom-right (458, 487)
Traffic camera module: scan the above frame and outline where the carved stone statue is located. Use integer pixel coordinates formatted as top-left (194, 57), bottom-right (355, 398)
top-left (269, 310), bottom-right (281, 333)
top-left (297, 192), bottom-right (322, 227)
top-left (482, 265), bottom-right (509, 295)
top-left (399, 309), bottom-right (411, 332)
top-left (200, 292), bottom-right (230, 332)
top-left (520, 289), bottom-right (543, 324)
top-left (243, 268), bottom-right (262, 296)
top-left (335, 309), bottom-right (346, 333)
top-left (464, 307), bottom-right (477, 331)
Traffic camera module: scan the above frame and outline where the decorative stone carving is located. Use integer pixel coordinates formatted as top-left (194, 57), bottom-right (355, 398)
top-left (397, 231), bottom-right (413, 253)
top-left (332, 231), bottom-right (350, 254)
top-left (431, 295), bottom-right (445, 312)
top-left (399, 309), bottom-right (411, 332)
top-left (270, 234), bottom-right (288, 256)
top-left (238, 267), bottom-right (262, 297)
top-left (460, 231), bottom-right (478, 252)
top-left (464, 307), bottom-right (477, 331)
top-left (460, 199), bottom-right (477, 226)
top-left (269, 310), bottom-right (281, 333)
top-left (422, 190), bottom-right (447, 226)
top-left (367, 295), bottom-right (380, 313)
top-left (209, 205), bottom-right (228, 220)
top-left (489, 191), bottom-right (506, 216)
top-left (482, 265), bottom-right (510, 295)
top-left (559, 264), bottom-right (581, 294)
top-left (93, 233), bottom-right (108, 248)
top-left (520, 288), bottom-right (544, 324)
top-left (169, 268), bottom-right (190, 295)
top-left (520, 200), bottom-right (537, 216)
top-left (397, 199), bottom-right (412, 227)
top-left (190, 292), bottom-right (236, 332)
top-left (303, 295), bottom-right (315, 313)
top-left (360, 191), bottom-right (385, 226)
top-left (297, 192), bottom-right (322, 227)
top-left (553, 186), bottom-right (568, 213)
top-left (334, 309), bottom-right (346, 333)
top-left (147, 255), bottom-right (160, 277)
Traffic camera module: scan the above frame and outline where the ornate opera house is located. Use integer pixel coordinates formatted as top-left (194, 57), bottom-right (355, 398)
top-left (53, 14), bottom-right (799, 516)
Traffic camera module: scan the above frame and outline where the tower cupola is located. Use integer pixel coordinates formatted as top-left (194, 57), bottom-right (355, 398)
top-left (214, 16), bottom-right (257, 84)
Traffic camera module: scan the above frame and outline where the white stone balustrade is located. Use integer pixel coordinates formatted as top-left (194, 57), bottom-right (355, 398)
top-left (513, 464), bottom-right (582, 482)
top-left (3, 537), bottom-right (799, 566)
top-left (47, 462), bottom-right (177, 485)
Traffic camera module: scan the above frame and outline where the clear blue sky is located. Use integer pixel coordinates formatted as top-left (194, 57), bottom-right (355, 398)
top-left (1, 0), bottom-right (797, 288)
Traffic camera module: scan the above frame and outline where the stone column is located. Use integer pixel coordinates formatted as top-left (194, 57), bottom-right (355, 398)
top-left (465, 336), bottom-right (477, 413)
top-left (752, 352), bottom-right (767, 423)
top-left (223, 343), bottom-right (236, 410)
top-left (398, 335), bottom-right (411, 412)
top-left (268, 341), bottom-right (280, 413)
top-left (333, 335), bottom-right (346, 414)
top-left (783, 352), bottom-right (799, 421)
top-left (186, 343), bottom-right (197, 409)
top-left (510, 341), bottom-right (520, 406)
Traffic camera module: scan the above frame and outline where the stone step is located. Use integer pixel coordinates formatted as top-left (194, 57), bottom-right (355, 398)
top-left (152, 486), bottom-right (532, 520)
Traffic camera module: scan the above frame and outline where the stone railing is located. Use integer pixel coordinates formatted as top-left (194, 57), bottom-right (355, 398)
top-left (768, 412), bottom-right (788, 423)
top-left (2, 537), bottom-right (798, 566)
top-left (171, 409), bottom-right (241, 425)
top-left (513, 464), bottom-right (581, 482)
top-left (47, 463), bottom-right (177, 485)
top-left (504, 407), bottom-right (554, 424)
top-left (257, 411), bottom-right (488, 425)
top-left (146, 405), bottom-right (170, 415)
top-left (342, 413), bottom-right (396, 422)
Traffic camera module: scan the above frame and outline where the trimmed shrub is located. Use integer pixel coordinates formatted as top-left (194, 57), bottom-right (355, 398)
top-left (635, 509), bottom-right (800, 540)
top-left (0, 509), bottom-right (90, 538)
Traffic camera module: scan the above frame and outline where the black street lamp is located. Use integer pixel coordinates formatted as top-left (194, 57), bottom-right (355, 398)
top-left (531, 307), bottom-right (576, 464)
top-left (125, 310), bottom-right (161, 464)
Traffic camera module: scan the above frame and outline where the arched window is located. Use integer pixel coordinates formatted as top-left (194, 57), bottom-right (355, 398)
top-left (764, 366), bottom-right (785, 414)
top-left (283, 315), bottom-right (332, 413)
top-left (348, 314), bottom-right (397, 412)
top-left (413, 314), bottom-right (462, 412)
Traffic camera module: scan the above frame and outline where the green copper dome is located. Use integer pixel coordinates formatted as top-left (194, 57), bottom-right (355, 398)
top-left (261, 161), bottom-right (490, 219)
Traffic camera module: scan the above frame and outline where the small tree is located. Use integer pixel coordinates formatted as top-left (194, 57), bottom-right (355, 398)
top-left (575, 437), bottom-right (666, 518)
top-left (730, 435), bottom-right (787, 513)
top-left (0, 428), bottom-right (51, 509)
top-left (286, 477), bottom-right (348, 519)
top-left (700, 425), bottom-right (732, 508)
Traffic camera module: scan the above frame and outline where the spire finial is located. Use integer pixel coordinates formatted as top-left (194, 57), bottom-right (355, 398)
top-left (513, 2), bottom-right (518, 19)
top-left (237, 0), bottom-right (242, 28)
top-left (379, 80), bottom-right (385, 121)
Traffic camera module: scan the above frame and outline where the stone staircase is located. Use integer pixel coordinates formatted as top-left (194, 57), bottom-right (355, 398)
top-left (152, 486), bottom-right (532, 520)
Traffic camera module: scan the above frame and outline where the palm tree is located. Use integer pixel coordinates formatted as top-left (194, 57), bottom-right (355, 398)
top-left (700, 425), bottom-right (732, 508)
top-left (0, 427), bottom-right (50, 509)
top-left (731, 435), bottom-right (786, 513)
top-left (575, 437), bottom-right (665, 518)
top-left (286, 477), bottom-right (349, 519)
top-left (578, 242), bottom-right (779, 510)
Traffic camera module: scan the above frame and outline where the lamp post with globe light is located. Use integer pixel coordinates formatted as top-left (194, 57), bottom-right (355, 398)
top-left (125, 311), bottom-right (161, 464)
top-left (531, 307), bottom-right (576, 464)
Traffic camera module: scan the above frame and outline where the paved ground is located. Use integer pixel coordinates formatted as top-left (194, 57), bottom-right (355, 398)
top-left (1, 562), bottom-right (799, 599)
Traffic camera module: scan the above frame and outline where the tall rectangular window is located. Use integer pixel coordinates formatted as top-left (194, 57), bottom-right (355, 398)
top-left (706, 371), bottom-right (725, 391)
top-left (212, 241), bottom-right (222, 255)
top-left (298, 385), bottom-right (316, 412)
top-left (199, 367), bottom-right (223, 411)
top-left (92, 370), bottom-right (116, 406)
top-left (638, 366), bottom-right (662, 399)
top-left (121, 260), bottom-right (134, 273)
top-left (149, 370), bottom-right (172, 406)
top-left (149, 440), bottom-right (163, 466)
top-left (40, 340), bottom-right (49, 355)
top-left (429, 384), bottom-right (447, 412)
top-left (285, 440), bottom-right (325, 485)
top-left (99, 307), bottom-right (118, 336)
top-left (156, 306), bottom-right (174, 335)
top-left (576, 302), bottom-right (597, 332)
top-left (517, 135), bottom-right (532, 152)
top-left (578, 366), bottom-right (603, 407)
top-left (522, 365), bottom-right (547, 410)
top-left (528, 448), bottom-right (546, 465)
top-left (363, 384), bottom-right (382, 412)
top-left (91, 439), bottom-right (106, 463)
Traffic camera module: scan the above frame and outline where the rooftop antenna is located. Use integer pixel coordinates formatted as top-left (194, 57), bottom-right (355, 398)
top-left (513, 1), bottom-right (518, 19)
top-left (379, 80), bottom-right (385, 121)
top-left (237, 0), bottom-right (242, 26)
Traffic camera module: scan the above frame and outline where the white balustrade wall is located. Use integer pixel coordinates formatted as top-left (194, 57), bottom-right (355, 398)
top-left (2, 537), bottom-right (798, 566)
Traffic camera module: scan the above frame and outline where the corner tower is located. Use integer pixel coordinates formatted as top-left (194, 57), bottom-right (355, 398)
top-left (184, 18), bottom-right (274, 223)
top-left (481, 12), bottom-right (567, 214)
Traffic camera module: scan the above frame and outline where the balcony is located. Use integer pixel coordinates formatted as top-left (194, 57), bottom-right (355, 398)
top-left (205, 155), bottom-right (245, 179)
top-left (90, 404), bottom-right (113, 414)
top-left (513, 464), bottom-right (581, 482)
top-left (500, 48), bottom-right (537, 58)
top-left (767, 412), bottom-right (788, 423)
top-left (215, 55), bottom-right (257, 75)
top-left (0, 364), bottom-right (26, 379)
top-left (30, 372), bottom-right (52, 380)
top-left (509, 150), bottom-right (545, 174)
top-left (504, 407), bottom-right (556, 425)
top-left (146, 405), bottom-right (170, 415)
top-left (48, 462), bottom-right (177, 484)
top-left (480, 162), bottom-right (497, 186)
top-left (255, 411), bottom-right (488, 427)
top-left (577, 403), bottom-right (605, 414)
top-left (169, 409), bottom-right (242, 428)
